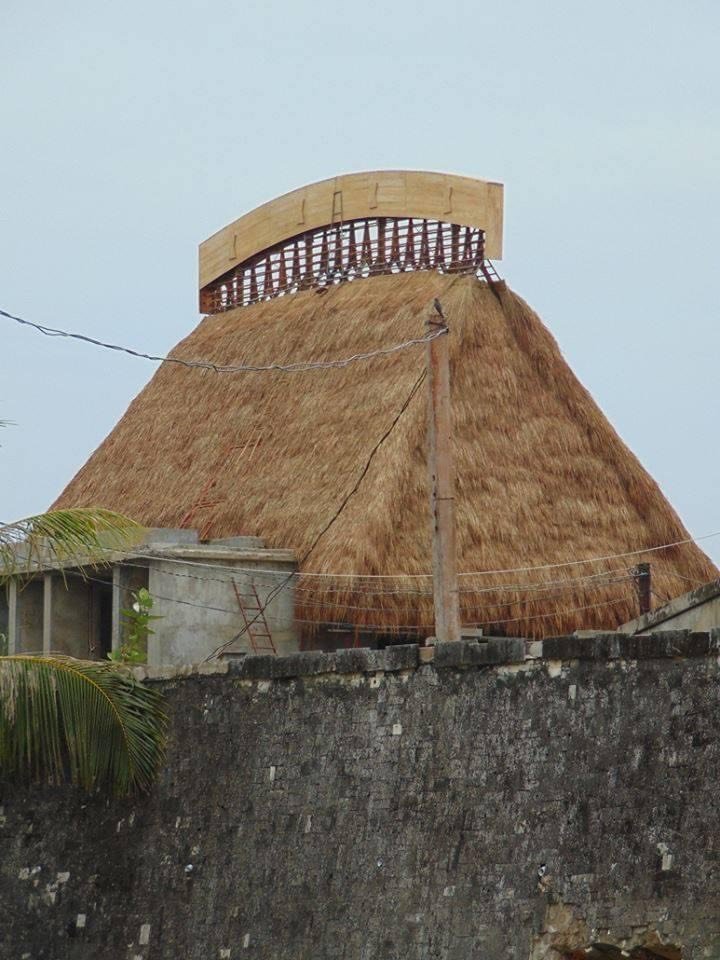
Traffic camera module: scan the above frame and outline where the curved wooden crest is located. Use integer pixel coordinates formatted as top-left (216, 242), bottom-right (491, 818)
top-left (199, 170), bottom-right (504, 309)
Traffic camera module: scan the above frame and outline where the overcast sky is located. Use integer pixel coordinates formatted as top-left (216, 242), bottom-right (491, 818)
top-left (2, 0), bottom-right (719, 564)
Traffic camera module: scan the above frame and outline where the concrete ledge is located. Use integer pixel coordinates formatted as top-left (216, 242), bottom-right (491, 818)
top-left (383, 644), bottom-right (419, 671)
top-left (433, 638), bottom-right (525, 669)
top-left (623, 630), bottom-right (720, 659)
top-left (543, 633), bottom-right (624, 661)
top-left (141, 629), bottom-right (720, 684)
top-left (270, 651), bottom-right (337, 678)
top-left (335, 648), bottom-right (386, 674)
top-left (543, 631), bottom-right (720, 662)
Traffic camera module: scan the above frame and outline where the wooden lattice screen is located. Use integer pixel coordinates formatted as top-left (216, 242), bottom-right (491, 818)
top-left (200, 216), bottom-right (500, 314)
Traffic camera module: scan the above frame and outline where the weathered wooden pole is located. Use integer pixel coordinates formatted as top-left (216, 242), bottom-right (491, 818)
top-left (426, 299), bottom-right (461, 643)
top-left (633, 562), bottom-right (652, 616)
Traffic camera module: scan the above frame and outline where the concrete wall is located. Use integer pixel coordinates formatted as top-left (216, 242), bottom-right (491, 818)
top-left (643, 596), bottom-right (720, 633)
top-left (50, 575), bottom-right (112, 659)
top-left (2, 630), bottom-right (720, 959)
top-left (1, 551), bottom-right (296, 667)
top-left (622, 581), bottom-right (720, 636)
top-left (13, 579), bottom-right (43, 652)
top-left (148, 559), bottom-right (297, 666)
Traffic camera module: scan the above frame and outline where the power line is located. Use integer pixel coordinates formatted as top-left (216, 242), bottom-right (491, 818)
top-left (114, 527), bottom-right (720, 583)
top-left (298, 530), bottom-right (720, 579)
top-left (65, 568), bottom-right (632, 634)
top-left (137, 558), bottom-right (633, 615)
top-left (0, 306), bottom-right (447, 374)
top-left (302, 370), bottom-right (427, 557)
top-left (204, 366), bottom-right (429, 660)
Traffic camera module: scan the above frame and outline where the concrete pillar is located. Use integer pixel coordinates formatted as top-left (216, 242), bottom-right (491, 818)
top-left (111, 565), bottom-right (122, 654)
top-left (146, 563), bottom-right (160, 668)
top-left (7, 579), bottom-right (17, 654)
top-left (43, 573), bottom-right (53, 654)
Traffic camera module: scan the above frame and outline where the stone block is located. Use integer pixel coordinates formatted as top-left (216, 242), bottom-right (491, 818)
top-left (434, 638), bottom-right (525, 668)
top-left (543, 633), bottom-right (620, 660)
top-left (620, 631), bottom-right (690, 659)
top-left (483, 637), bottom-right (525, 664)
top-left (334, 648), bottom-right (385, 674)
top-left (432, 641), bottom-right (466, 668)
top-left (381, 644), bottom-right (419, 672)
top-left (269, 652), bottom-right (335, 678)
top-left (229, 655), bottom-right (275, 679)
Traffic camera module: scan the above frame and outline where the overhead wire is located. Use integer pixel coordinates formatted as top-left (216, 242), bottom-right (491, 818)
top-left (0, 306), bottom-right (447, 374)
top-left (138, 558), bottom-right (634, 614)
top-left (105, 529), bottom-right (720, 583)
top-left (203, 366), bottom-right (429, 659)
top-left (61, 568), bottom-right (633, 635)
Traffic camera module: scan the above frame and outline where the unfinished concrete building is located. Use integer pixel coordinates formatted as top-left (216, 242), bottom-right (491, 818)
top-left (1, 529), bottom-right (297, 665)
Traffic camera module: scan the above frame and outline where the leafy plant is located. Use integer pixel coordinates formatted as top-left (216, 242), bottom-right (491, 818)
top-left (0, 508), bottom-right (142, 581)
top-left (0, 420), bottom-right (166, 797)
top-left (109, 587), bottom-right (161, 665)
top-left (0, 655), bottom-right (166, 796)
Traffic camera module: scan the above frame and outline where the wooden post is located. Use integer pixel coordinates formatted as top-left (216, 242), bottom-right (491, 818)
top-left (426, 300), bottom-right (461, 643)
top-left (633, 562), bottom-right (652, 616)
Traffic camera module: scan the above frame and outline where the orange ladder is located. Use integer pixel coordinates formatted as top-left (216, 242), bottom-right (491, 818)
top-left (232, 581), bottom-right (277, 655)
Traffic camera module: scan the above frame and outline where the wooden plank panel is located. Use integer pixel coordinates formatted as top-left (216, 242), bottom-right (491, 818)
top-left (199, 170), bottom-right (504, 295)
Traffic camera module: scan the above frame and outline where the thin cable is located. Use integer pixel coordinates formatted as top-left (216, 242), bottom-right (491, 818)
top-left (0, 306), bottom-right (447, 374)
top-left (118, 526), bottom-right (720, 582)
top-left (302, 370), bottom-right (427, 558)
top-left (203, 367), bottom-right (428, 660)
top-left (118, 554), bottom-right (634, 606)
top-left (69, 568), bottom-right (630, 634)
top-left (141, 559), bottom-right (633, 614)
top-left (298, 530), bottom-right (720, 579)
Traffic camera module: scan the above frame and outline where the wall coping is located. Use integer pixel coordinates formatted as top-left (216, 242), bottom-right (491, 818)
top-left (136, 630), bottom-right (720, 684)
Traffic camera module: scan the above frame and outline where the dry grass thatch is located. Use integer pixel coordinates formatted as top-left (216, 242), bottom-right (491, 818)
top-left (54, 272), bottom-right (717, 638)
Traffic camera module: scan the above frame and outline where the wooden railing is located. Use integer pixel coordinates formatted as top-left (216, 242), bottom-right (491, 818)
top-left (200, 216), bottom-right (501, 314)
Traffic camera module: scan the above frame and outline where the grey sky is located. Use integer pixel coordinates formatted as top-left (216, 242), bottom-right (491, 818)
top-left (2, 0), bottom-right (719, 563)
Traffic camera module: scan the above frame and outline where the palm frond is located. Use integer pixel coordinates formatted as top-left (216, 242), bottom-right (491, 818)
top-left (0, 508), bottom-right (142, 580)
top-left (0, 655), bottom-right (166, 796)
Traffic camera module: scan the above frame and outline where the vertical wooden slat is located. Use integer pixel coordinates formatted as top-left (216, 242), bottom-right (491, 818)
top-left (348, 222), bottom-right (358, 268)
top-left (435, 222), bottom-right (446, 267)
top-left (390, 219), bottom-right (400, 265)
top-left (278, 248), bottom-right (288, 290)
top-left (264, 257), bottom-right (276, 298)
top-left (405, 218), bottom-right (416, 268)
top-left (476, 230), bottom-right (485, 267)
top-left (292, 241), bottom-right (301, 286)
top-left (319, 227), bottom-right (330, 275)
top-left (300, 234), bottom-right (313, 288)
top-left (450, 224), bottom-right (461, 270)
top-left (419, 220), bottom-right (431, 267)
top-left (462, 228), bottom-right (473, 266)
top-left (377, 218), bottom-right (386, 267)
top-left (333, 224), bottom-right (343, 273)
top-left (361, 221), bottom-right (373, 265)
top-left (249, 265), bottom-right (258, 303)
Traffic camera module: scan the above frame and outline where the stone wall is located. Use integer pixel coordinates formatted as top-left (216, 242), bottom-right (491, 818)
top-left (2, 632), bottom-right (720, 959)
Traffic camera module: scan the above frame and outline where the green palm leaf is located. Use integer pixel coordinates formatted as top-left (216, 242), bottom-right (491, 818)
top-left (0, 508), bottom-right (142, 579)
top-left (0, 655), bottom-right (166, 796)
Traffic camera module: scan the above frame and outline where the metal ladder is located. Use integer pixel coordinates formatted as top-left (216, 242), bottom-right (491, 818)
top-left (232, 581), bottom-right (277, 655)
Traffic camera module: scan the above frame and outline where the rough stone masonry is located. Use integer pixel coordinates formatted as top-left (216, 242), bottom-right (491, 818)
top-left (2, 632), bottom-right (720, 959)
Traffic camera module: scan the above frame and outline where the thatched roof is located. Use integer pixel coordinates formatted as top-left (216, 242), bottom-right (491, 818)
top-left (54, 272), bottom-right (717, 637)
